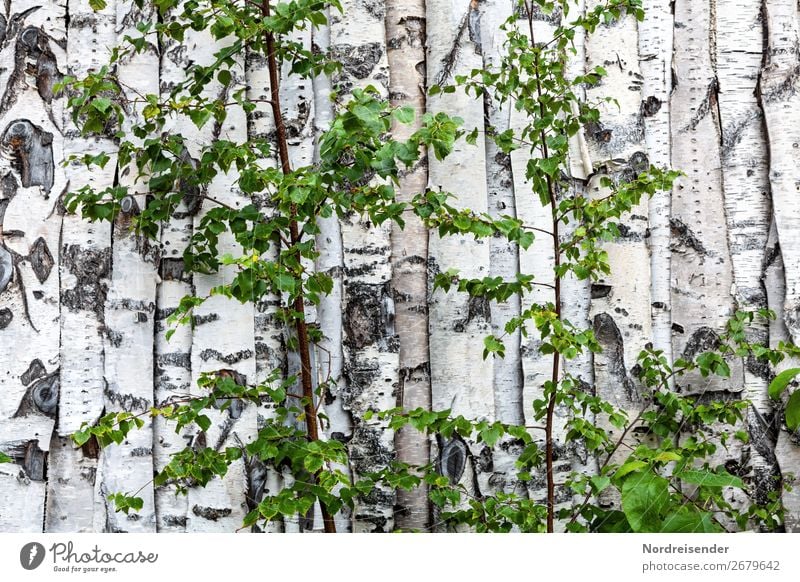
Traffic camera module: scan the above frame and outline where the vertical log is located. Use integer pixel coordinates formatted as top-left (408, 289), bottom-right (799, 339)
top-left (331, 0), bottom-right (398, 533)
top-left (386, 0), bottom-right (430, 530)
top-left (427, 0), bottom-right (493, 529)
top-left (0, 0), bottom-right (66, 532)
top-left (760, 0), bottom-right (800, 531)
top-left (670, 0), bottom-right (741, 394)
top-left (49, 0), bottom-right (117, 532)
top-left (640, 0), bottom-right (673, 364)
top-left (716, 0), bottom-right (775, 513)
top-left (92, 0), bottom-right (159, 533)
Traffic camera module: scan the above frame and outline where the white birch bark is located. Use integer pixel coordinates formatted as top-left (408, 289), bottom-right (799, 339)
top-left (331, 0), bottom-right (398, 532)
top-left (585, 3), bottom-right (652, 500)
top-left (0, 0), bottom-right (66, 532)
top-left (91, 0), bottom-right (159, 533)
top-left (670, 0), bottom-right (741, 394)
top-left (716, 0), bottom-right (774, 510)
top-left (165, 23), bottom-right (256, 533)
top-left (47, 0), bottom-right (117, 533)
top-left (759, 0), bottom-right (800, 530)
top-left (152, 12), bottom-right (197, 533)
top-left (385, 0), bottom-right (430, 531)
top-left (427, 0), bottom-right (494, 528)
top-left (639, 0), bottom-right (673, 363)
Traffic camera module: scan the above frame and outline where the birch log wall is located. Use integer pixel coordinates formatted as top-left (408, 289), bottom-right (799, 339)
top-left (2, 0), bottom-right (800, 532)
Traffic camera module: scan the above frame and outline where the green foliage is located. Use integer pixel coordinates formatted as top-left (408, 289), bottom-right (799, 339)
top-left (62, 0), bottom-right (791, 533)
top-left (0, 451), bottom-right (12, 463)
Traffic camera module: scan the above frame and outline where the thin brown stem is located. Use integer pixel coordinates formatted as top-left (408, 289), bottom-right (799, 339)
top-left (262, 0), bottom-right (336, 533)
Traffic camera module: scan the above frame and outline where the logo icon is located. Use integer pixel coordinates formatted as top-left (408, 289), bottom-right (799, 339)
top-left (20, 542), bottom-right (45, 570)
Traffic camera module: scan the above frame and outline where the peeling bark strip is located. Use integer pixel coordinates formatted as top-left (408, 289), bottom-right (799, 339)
top-left (670, 0), bottom-right (741, 394)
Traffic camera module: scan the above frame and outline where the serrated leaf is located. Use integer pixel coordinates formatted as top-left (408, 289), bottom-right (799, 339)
top-left (677, 469), bottom-right (744, 489)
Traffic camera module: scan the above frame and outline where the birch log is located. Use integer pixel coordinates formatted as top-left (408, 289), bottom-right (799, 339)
top-left (639, 0), bottom-right (673, 363)
top-left (670, 0), bottom-right (741, 395)
top-left (182, 28), bottom-right (256, 533)
top-left (716, 0), bottom-right (774, 508)
top-left (0, 0), bottom-right (65, 532)
top-left (427, 0), bottom-right (494, 528)
top-left (48, 0), bottom-right (117, 532)
top-left (386, 0), bottom-right (431, 531)
top-left (760, 0), bottom-right (800, 530)
top-left (331, 0), bottom-right (398, 533)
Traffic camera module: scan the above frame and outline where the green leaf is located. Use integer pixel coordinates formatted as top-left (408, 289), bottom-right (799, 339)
top-left (615, 460), bottom-right (647, 480)
top-left (768, 367), bottom-right (800, 399)
top-left (0, 451), bottom-right (12, 463)
top-left (393, 106), bottom-right (415, 124)
top-left (786, 390), bottom-right (800, 431)
top-left (660, 509), bottom-right (721, 533)
top-left (620, 470), bottom-right (670, 532)
top-left (677, 469), bottom-right (745, 489)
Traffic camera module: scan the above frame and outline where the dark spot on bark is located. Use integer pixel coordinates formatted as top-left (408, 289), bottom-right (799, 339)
top-left (591, 283), bottom-right (612, 299)
top-left (161, 515), bottom-right (188, 528)
top-left (191, 505), bottom-right (232, 521)
top-left (15, 370), bottom-right (58, 417)
top-left (105, 329), bottom-right (123, 348)
top-left (104, 383), bottom-right (150, 412)
top-left (130, 447), bottom-right (152, 457)
top-left (0, 244), bottom-right (13, 294)
top-left (0, 307), bottom-right (14, 328)
top-left (193, 313), bottom-right (219, 326)
top-left (670, 217), bottom-right (708, 255)
top-left (60, 244), bottom-right (110, 315)
top-left (641, 95), bottom-right (661, 117)
top-left (157, 352), bottom-right (191, 370)
top-left (198, 348), bottom-right (253, 365)
top-left (453, 295), bottom-right (490, 332)
top-left (436, 434), bottom-right (468, 485)
top-left (28, 236), bottom-right (53, 283)
top-left (332, 42), bottom-right (383, 82)
top-left (746, 356), bottom-right (773, 382)
top-left (344, 281), bottom-right (395, 350)
top-left (681, 326), bottom-right (721, 360)
top-left (159, 257), bottom-right (187, 282)
top-left (671, 322), bottom-right (685, 334)
top-left (1, 119), bottom-right (54, 192)
top-left (747, 406), bottom-right (778, 467)
top-left (20, 358), bottom-right (46, 385)
top-left (594, 313), bottom-right (638, 401)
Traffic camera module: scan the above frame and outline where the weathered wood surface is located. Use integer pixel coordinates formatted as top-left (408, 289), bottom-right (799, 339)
top-left (0, 0), bottom-right (799, 532)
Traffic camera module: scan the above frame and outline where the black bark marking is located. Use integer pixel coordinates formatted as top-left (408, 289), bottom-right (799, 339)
top-left (103, 383), bottom-right (151, 412)
top-left (680, 326), bottom-right (721, 360)
top-left (670, 217), bottom-right (708, 256)
top-left (1, 119), bottom-right (54, 192)
top-left (591, 283), bottom-right (612, 299)
top-left (20, 358), bottom-right (45, 385)
top-left (159, 257), bottom-right (187, 282)
top-left (682, 79), bottom-right (719, 132)
top-left (177, 147), bottom-right (202, 216)
top-left (28, 236), bottom-right (53, 283)
top-left (453, 295), bottom-right (490, 332)
top-left (198, 348), bottom-right (253, 365)
top-left (156, 352), bottom-right (191, 370)
top-left (641, 95), bottom-right (661, 117)
top-left (593, 313), bottom-right (638, 401)
top-left (344, 281), bottom-right (396, 350)
top-left (436, 434), bottom-right (468, 485)
top-left (0, 171), bottom-right (17, 225)
top-left (15, 370), bottom-right (59, 417)
top-left (0, 306), bottom-right (12, 328)
top-left (191, 505), bottom-right (232, 522)
top-left (60, 244), bottom-right (110, 315)
top-left (0, 244), bottom-right (12, 293)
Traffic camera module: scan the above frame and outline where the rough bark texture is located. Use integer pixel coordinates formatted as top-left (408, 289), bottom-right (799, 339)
top-left (2, 0), bottom-right (800, 532)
